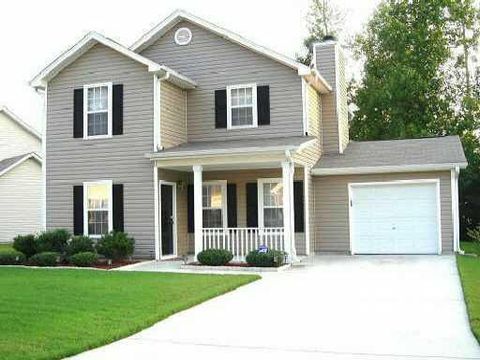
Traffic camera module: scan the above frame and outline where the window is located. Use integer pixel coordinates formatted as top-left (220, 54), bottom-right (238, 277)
top-left (202, 181), bottom-right (227, 228)
top-left (84, 181), bottom-right (112, 237)
top-left (84, 83), bottom-right (112, 139)
top-left (258, 179), bottom-right (284, 228)
top-left (174, 27), bottom-right (192, 45)
top-left (226, 84), bottom-right (257, 129)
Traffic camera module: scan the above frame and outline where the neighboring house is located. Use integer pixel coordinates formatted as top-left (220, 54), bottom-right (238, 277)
top-left (30, 10), bottom-right (467, 260)
top-left (0, 107), bottom-right (42, 243)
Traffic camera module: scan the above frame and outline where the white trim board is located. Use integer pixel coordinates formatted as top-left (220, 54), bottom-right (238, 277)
top-left (348, 179), bottom-right (442, 255)
top-left (0, 152), bottom-right (42, 177)
top-left (30, 32), bottom-right (196, 90)
top-left (312, 163), bottom-right (468, 176)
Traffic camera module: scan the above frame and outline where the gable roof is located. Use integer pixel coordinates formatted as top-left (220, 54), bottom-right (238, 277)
top-left (130, 10), bottom-right (331, 93)
top-left (0, 106), bottom-right (41, 140)
top-left (0, 152), bottom-right (42, 177)
top-left (30, 32), bottom-right (196, 90)
top-left (313, 136), bottom-right (467, 175)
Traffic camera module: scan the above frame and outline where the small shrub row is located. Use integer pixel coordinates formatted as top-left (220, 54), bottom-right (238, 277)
top-left (9, 230), bottom-right (134, 268)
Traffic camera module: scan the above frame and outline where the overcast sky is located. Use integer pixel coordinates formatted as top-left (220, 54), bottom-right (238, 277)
top-left (0, 0), bottom-right (380, 130)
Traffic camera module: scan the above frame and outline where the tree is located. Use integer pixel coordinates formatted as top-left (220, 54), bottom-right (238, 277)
top-left (297, 0), bottom-right (345, 65)
top-left (350, 0), bottom-right (480, 237)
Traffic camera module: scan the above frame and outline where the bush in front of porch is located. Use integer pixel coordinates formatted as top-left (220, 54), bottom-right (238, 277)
top-left (197, 249), bottom-right (233, 266)
top-left (246, 249), bottom-right (287, 267)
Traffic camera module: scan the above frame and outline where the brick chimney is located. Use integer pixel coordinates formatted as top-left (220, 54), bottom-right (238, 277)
top-left (312, 39), bottom-right (349, 154)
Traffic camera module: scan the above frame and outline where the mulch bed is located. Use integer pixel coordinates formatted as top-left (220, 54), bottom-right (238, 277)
top-left (57, 259), bottom-right (139, 270)
top-left (188, 262), bottom-right (254, 267)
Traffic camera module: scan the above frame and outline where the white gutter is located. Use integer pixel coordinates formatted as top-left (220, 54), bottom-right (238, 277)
top-left (312, 163), bottom-right (468, 176)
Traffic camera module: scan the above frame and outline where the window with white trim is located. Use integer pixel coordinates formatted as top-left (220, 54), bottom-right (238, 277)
top-left (84, 181), bottom-right (112, 237)
top-left (259, 179), bottom-right (284, 228)
top-left (227, 84), bottom-right (257, 129)
top-left (84, 83), bottom-right (112, 138)
top-left (202, 182), bottom-right (227, 228)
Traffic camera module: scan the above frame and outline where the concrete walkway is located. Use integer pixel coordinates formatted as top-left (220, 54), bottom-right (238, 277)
top-left (70, 256), bottom-right (480, 360)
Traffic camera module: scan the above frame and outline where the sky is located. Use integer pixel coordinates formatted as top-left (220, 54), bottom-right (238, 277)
top-left (0, 0), bottom-right (380, 130)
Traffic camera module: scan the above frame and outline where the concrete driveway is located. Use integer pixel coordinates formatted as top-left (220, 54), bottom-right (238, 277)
top-left (71, 256), bottom-right (480, 360)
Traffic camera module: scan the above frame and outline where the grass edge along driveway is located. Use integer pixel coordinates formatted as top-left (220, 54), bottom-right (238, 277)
top-left (0, 268), bottom-right (259, 360)
top-left (456, 253), bottom-right (480, 343)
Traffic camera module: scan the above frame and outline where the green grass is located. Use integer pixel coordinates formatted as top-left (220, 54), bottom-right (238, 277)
top-left (0, 244), bottom-right (13, 253)
top-left (461, 241), bottom-right (480, 256)
top-left (0, 268), bottom-right (259, 360)
top-left (457, 255), bottom-right (480, 342)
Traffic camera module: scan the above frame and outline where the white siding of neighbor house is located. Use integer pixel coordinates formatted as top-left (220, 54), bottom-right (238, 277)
top-left (46, 43), bottom-right (156, 258)
top-left (140, 20), bottom-right (304, 142)
top-left (0, 112), bottom-right (41, 158)
top-left (0, 158), bottom-right (42, 242)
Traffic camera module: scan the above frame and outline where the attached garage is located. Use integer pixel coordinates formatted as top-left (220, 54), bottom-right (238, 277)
top-left (349, 180), bottom-right (440, 254)
top-left (311, 136), bottom-right (467, 255)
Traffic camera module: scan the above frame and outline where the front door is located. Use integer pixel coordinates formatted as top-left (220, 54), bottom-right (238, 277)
top-left (160, 183), bottom-right (176, 258)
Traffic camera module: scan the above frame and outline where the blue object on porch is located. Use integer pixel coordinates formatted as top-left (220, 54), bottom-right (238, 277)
top-left (258, 245), bottom-right (268, 253)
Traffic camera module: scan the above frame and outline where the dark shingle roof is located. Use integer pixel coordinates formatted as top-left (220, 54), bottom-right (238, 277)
top-left (314, 136), bottom-right (467, 173)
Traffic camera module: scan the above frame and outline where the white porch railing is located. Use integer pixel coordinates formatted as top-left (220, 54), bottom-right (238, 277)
top-left (202, 227), bottom-right (285, 261)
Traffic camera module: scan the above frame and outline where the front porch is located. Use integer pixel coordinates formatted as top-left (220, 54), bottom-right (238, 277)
top-left (153, 164), bottom-right (311, 262)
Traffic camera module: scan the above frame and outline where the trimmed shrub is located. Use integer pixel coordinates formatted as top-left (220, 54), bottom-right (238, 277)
top-left (36, 229), bottom-right (71, 254)
top-left (29, 252), bottom-right (59, 267)
top-left (0, 250), bottom-right (26, 265)
top-left (197, 249), bottom-right (233, 266)
top-left (246, 249), bottom-right (287, 267)
top-left (96, 231), bottom-right (134, 261)
top-left (69, 252), bottom-right (98, 267)
top-left (13, 234), bottom-right (37, 258)
top-left (66, 236), bottom-right (94, 256)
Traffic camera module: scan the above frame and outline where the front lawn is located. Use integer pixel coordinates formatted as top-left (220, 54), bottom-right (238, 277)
top-left (457, 255), bottom-right (480, 342)
top-left (0, 268), bottom-right (259, 360)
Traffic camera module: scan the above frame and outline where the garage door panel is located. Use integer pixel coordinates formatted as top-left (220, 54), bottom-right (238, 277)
top-left (351, 182), bottom-right (439, 254)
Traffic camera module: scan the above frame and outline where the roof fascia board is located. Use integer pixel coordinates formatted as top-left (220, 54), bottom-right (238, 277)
top-left (0, 153), bottom-right (42, 177)
top-left (0, 107), bottom-right (41, 139)
top-left (312, 163), bottom-right (468, 176)
top-left (30, 32), bottom-right (195, 90)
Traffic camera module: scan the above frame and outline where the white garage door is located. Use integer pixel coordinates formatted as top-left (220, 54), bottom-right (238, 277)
top-left (350, 181), bottom-right (440, 254)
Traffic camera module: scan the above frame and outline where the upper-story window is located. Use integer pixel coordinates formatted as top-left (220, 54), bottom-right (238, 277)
top-left (226, 84), bottom-right (258, 129)
top-left (83, 83), bottom-right (112, 139)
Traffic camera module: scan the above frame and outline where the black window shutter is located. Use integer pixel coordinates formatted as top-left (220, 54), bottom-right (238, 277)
top-left (215, 89), bottom-right (227, 128)
top-left (246, 183), bottom-right (258, 228)
top-left (113, 184), bottom-right (124, 232)
top-left (113, 84), bottom-right (123, 135)
top-left (187, 184), bottom-right (194, 233)
top-left (257, 85), bottom-right (270, 125)
top-left (227, 184), bottom-right (237, 227)
top-left (294, 181), bottom-right (304, 232)
top-left (73, 185), bottom-right (84, 235)
top-left (73, 88), bottom-right (84, 138)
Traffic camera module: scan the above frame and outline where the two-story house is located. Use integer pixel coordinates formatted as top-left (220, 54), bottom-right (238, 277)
top-left (0, 106), bottom-right (42, 243)
top-left (30, 10), bottom-right (467, 261)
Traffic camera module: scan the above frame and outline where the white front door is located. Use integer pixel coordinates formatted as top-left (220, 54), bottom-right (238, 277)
top-left (350, 181), bottom-right (440, 254)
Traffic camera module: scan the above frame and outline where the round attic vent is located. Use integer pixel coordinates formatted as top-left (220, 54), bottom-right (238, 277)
top-left (175, 27), bottom-right (192, 45)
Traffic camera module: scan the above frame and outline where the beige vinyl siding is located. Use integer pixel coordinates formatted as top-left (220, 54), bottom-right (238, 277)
top-left (314, 43), bottom-right (348, 154)
top-left (158, 169), bottom-right (189, 256)
top-left (0, 159), bottom-right (42, 242)
top-left (293, 139), bottom-right (322, 168)
top-left (312, 171), bottom-right (453, 254)
top-left (140, 20), bottom-right (304, 142)
top-left (0, 112), bottom-right (41, 159)
top-left (160, 81), bottom-right (187, 149)
top-left (307, 84), bottom-right (321, 140)
top-left (46, 44), bottom-right (155, 258)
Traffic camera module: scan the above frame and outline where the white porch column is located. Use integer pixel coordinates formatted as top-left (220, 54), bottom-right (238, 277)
top-left (193, 165), bottom-right (203, 259)
top-left (282, 161), bottom-right (296, 261)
